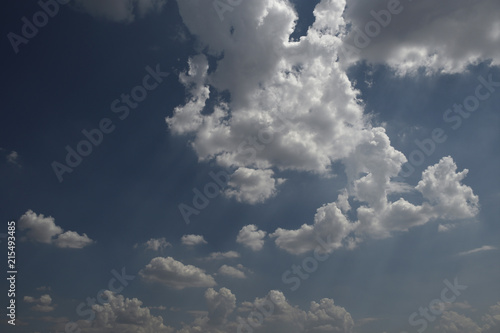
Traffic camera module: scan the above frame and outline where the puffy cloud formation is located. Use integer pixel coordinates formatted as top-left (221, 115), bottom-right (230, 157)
top-left (236, 225), bottom-right (267, 251)
top-left (341, 0), bottom-right (500, 74)
top-left (168, 0), bottom-right (481, 254)
top-left (18, 210), bottom-right (93, 249)
top-left (75, 291), bottom-right (174, 333)
top-left (181, 234), bottom-right (208, 246)
top-left (24, 294), bottom-right (54, 312)
top-left (434, 302), bottom-right (500, 333)
top-left (179, 288), bottom-right (353, 333)
top-left (140, 257), bottom-right (216, 289)
top-left (73, 0), bottom-right (167, 23)
top-left (225, 168), bottom-right (285, 204)
top-left (218, 265), bottom-right (246, 279)
top-left (273, 156), bottom-right (479, 254)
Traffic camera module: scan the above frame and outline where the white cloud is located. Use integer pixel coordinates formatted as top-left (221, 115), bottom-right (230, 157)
top-left (205, 251), bottom-right (240, 261)
top-left (205, 288), bottom-right (237, 326)
top-left (136, 237), bottom-right (172, 251)
top-left (24, 294), bottom-right (54, 312)
top-left (416, 156), bottom-right (479, 220)
top-left (236, 224), bottom-right (267, 251)
top-left (218, 265), bottom-right (246, 279)
top-left (341, 0), bottom-right (500, 74)
top-left (74, 291), bottom-right (174, 333)
top-left (169, 0), bottom-right (482, 256)
top-left (18, 210), bottom-right (93, 249)
top-left (438, 224), bottom-right (456, 232)
top-left (140, 257), bottom-right (216, 289)
top-left (73, 0), bottom-right (167, 23)
top-left (458, 245), bottom-right (497, 256)
top-left (181, 234), bottom-right (208, 246)
top-left (53, 231), bottom-right (93, 249)
top-left (225, 168), bottom-right (285, 204)
top-left (271, 200), bottom-right (356, 255)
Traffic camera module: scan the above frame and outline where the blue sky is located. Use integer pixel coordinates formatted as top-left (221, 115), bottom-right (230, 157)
top-left (1, 0), bottom-right (499, 332)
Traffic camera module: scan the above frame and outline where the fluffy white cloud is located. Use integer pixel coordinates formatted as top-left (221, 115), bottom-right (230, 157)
top-left (205, 251), bottom-right (240, 261)
top-left (73, 0), bottom-right (167, 23)
top-left (217, 265), bottom-right (246, 279)
top-left (18, 210), bottom-right (93, 249)
top-left (140, 257), bottom-right (216, 289)
top-left (53, 231), bottom-right (93, 249)
top-left (169, 0), bottom-right (481, 255)
top-left (271, 200), bottom-right (356, 255)
top-left (75, 291), bottom-right (174, 333)
top-left (341, 0), bottom-right (500, 74)
top-left (136, 237), bottom-right (172, 251)
top-left (225, 168), bottom-right (285, 204)
top-left (416, 156), bottom-right (479, 220)
top-left (236, 224), bottom-right (267, 251)
top-left (181, 234), bottom-right (208, 246)
top-left (24, 294), bottom-right (54, 312)
top-left (205, 288), bottom-right (237, 326)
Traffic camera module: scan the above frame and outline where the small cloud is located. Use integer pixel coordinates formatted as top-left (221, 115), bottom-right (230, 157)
top-left (236, 224), bottom-right (266, 251)
top-left (6, 151), bottom-right (21, 167)
top-left (205, 251), bottom-right (240, 261)
top-left (217, 265), bottom-right (246, 279)
top-left (140, 256), bottom-right (216, 289)
top-left (181, 234), bottom-right (207, 246)
top-left (135, 238), bottom-right (172, 251)
top-left (458, 245), bottom-right (497, 256)
top-left (24, 294), bottom-right (55, 312)
top-left (438, 224), bottom-right (456, 232)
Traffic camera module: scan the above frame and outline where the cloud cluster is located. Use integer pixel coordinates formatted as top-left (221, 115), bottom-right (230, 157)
top-left (18, 210), bottom-right (93, 249)
top-left (73, 0), bottom-right (167, 23)
top-left (76, 291), bottom-right (174, 333)
top-left (136, 237), bottom-right (172, 251)
top-left (140, 257), bottom-right (216, 289)
top-left (181, 234), bottom-right (208, 246)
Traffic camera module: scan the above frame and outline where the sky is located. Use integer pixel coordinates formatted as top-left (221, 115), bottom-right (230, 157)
top-left (1, 0), bottom-right (499, 332)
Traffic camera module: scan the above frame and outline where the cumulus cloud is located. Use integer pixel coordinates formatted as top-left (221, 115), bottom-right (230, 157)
top-left (179, 288), bottom-right (354, 333)
top-left (169, 0), bottom-right (482, 255)
top-left (24, 294), bottom-right (54, 312)
top-left (181, 234), bottom-right (208, 246)
top-left (140, 257), bottom-right (216, 289)
top-left (205, 251), bottom-right (240, 261)
top-left (18, 210), bottom-right (93, 249)
top-left (217, 265), bottom-right (246, 279)
top-left (73, 291), bottom-right (174, 332)
top-left (73, 0), bottom-right (167, 23)
top-left (341, 0), bottom-right (500, 74)
top-left (205, 288), bottom-right (237, 326)
top-left (236, 224), bottom-right (267, 251)
top-left (135, 237), bottom-right (172, 251)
